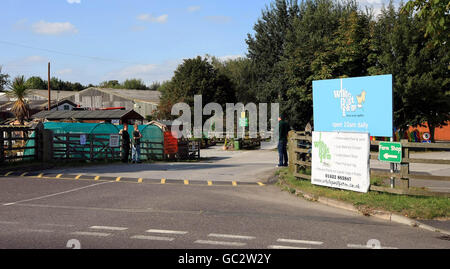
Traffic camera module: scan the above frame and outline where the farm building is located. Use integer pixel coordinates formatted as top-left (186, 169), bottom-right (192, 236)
top-left (32, 109), bottom-right (144, 124)
top-left (62, 87), bottom-right (161, 118)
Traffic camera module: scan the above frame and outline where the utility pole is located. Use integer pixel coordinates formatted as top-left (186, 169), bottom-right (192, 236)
top-left (47, 62), bottom-right (51, 111)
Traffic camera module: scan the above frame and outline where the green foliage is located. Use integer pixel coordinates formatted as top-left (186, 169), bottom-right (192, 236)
top-left (7, 76), bottom-right (31, 124)
top-left (25, 76), bottom-right (47, 89)
top-left (158, 56), bottom-right (236, 120)
top-left (402, 0), bottom-right (449, 46)
top-left (99, 78), bottom-right (152, 90)
top-left (122, 78), bottom-right (148, 90)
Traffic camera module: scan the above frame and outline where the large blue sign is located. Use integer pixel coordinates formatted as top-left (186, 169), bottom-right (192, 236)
top-left (313, 75), bottom-right (393, 137)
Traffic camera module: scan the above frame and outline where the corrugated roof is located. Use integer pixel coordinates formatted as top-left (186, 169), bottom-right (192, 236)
top-left (28, 89), bottom-right (77, 100)
top-left (81, 88), bottom-right (161, 104)
top-left (32, 109), bottom-right (143, 120)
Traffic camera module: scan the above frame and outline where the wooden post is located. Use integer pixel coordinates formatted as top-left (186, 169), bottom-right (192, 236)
top-left (288, 131), bottom-right (296, 174)
top-left (48, 62), bottom-right (51, 111)
top-left (0, 130), bottom-right (4, 163)
top-left (399, 139), bottom-right (410, 190)
top-left (42, 129), bottom-right (53, 162)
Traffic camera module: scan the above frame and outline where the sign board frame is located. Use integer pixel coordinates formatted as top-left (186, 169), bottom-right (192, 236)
top-left (311, 131), bottom-right (371, 193)
top-left (313, 74), bottom-right (393, 137)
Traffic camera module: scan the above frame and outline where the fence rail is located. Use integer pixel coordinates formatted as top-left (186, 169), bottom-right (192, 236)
top-left (288, 130), bottom-right (450, 197)
top-left (1, 125), bottom-right (41, 163)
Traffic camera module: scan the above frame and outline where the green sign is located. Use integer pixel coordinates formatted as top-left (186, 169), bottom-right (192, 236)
top-left (239, 118), bottom-right (248, 127)
top-left (379, 142), bottom-right (402, 163)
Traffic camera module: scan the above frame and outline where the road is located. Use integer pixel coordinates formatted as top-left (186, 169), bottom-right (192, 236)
top-left (0, 174), bottom-right (448, 249)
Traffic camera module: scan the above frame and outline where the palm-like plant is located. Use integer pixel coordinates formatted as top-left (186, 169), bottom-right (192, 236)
top-left (7, 76), bottom-right (31, 125)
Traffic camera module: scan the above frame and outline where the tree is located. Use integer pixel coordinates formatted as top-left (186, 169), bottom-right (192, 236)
top-left (402, 0), bottom-right (449, 46)
top-left (7, 76), bottom-right (31, 125)
top-left (122, 78), bottom-right (149, 90)
top-left (0, 66), bottom-right (10, 92)
top-left (25, 76), bottom-right (47, 89)
top-left (99, 80), bottom-right (120, 88)
top-left (369, 1), bottom-right (449, 142)
top-left (157, 56), bottom-right (236, 120)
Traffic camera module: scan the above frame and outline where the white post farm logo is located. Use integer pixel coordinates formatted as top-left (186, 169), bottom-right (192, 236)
top-left (334, 79), bottom-right (366, 117)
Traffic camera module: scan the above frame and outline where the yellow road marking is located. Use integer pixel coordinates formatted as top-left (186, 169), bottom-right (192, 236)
top-left (208, 181), bottom-right (213, 186)
top-left (257, 182), bottom-right (265, 186)
top-left (75, 175), bottom-right (82, 180)
top-left (232, 181), bottom-right (237, 186)
top-left (4, 172), bottom-right (13, 176)
top-left (184, 180), bottom-right (189, 185)
top-left (20, 172), bottom-right (28, 177)
top-left (56, 174), bottom-right (62, 178)
top-left (116, 177), bottom-right (121, 182)
top-left (94, 176), bottom-right (100, 181)
top-left (161, 179), bottom-right (166, 184)
top-left (138, 178), bottom-right (143, 183)
top-left (37, 173), bottom-right (44, 178)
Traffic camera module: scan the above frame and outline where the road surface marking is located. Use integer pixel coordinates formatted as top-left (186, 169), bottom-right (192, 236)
top-left (75, 174), bottom-right (82, 180)
top-left (268, 245), bottom-right (309, 249)
top-left (161, 179), bottom-right (166, 184)
top-left (184, 180), bottom-right (189, 185)
top-left (194, 240), bottom-right (246, 247)
top-left (2, 182), bottom-right (111, 206)
top-left (115, 177), bottom-right (121, 182)
top-left (131, 235), bottom-right (174, 241)
top-left (71, 231), bottom-right (110, 237)
top-left (347, 244), bottom-right (397, 249)
top-left (4, 172), bottom-right (13, 176)
top-left (208, 181), bottom-right (213, 186)
top-left (138, 178), bottom-right (143, 183)
top-left (0, 221), bottom-right (19, 225)
top-left (146, 229), bottom-right (188, 235)
top-left (277, 238), bottom-right (323, 245)
top-left (257, 182), bottom-right (265, 186)
top-left (20, 172), bottom-right (28, 177)
top-left (232, 181), bottom-right (237, 186)
top-left (90, 226), bottom-right (128, 231)
top-left (20, 229), bottom-right (54, 233)
top-left (94, 176), bottom-right (100, 181)
top-left (208, 233), bottom-right (255, 240)
top-left (37, 173), bottom-right (44, 178)
top-left (55, 174), bottom-right (63, 178)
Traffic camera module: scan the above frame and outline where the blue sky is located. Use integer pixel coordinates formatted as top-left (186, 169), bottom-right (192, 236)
top-left (0, 0), bottom-right (401, 86)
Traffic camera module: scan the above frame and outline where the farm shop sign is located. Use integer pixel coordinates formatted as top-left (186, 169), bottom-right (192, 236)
top-left (312, 131), bottom-right (370, 193)
top-left (313, 74), bottom-right (393, 137)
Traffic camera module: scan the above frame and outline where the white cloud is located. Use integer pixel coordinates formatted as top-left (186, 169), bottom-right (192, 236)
top-left (56, 68), bottom-right (73, 75)
top-left (105, 60), bottom-right (182, 83)
top-left (137, 14), bottom-right (168, 24)
top-left (24, 55), bottom-right (47, 63)
top-left (220, 55), bottom-right (244, 61)
top-left (187, 6), bottom-right (201, 12)
top-left (67, 0), bottom-right (81, 4)
top-left (32, 20), bottom-right (78, 35)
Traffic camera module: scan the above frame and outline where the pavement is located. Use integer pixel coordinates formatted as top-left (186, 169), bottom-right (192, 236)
top-left (0, 176), bottom-right (449, 249)
top-left (0, 146), bottom-right (448, 249)
top-left (40, 146), bottom-right (279, 183)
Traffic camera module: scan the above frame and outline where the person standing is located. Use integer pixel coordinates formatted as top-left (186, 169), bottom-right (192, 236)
top-left (277, 116), bottom-right (290, 167)
top-left (132, 123), bottom-right (143, 163)
top-left (119, 123), bottom-right (130, 163)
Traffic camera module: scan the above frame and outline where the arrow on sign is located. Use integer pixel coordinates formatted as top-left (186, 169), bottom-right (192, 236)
top-left (383, 153), bottom-right (397, 159)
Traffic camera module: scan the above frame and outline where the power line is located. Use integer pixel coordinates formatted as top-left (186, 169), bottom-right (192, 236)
top-left (0, 40), bottom-right (145, 65)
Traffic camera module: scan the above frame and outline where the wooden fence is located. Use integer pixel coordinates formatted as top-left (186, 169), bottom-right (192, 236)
top-left (288, 130), bottom-right (450, 197)
top-left (0, 126), bottom-right (41, 163)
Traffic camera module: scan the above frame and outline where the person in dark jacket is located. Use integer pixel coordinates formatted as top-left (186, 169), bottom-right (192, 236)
top-left (119, 123), bottom-right (130, 163)
top-left (277, 116), bottom-right (290, 167)
top-left (131, 123), bottom-right (143, 163)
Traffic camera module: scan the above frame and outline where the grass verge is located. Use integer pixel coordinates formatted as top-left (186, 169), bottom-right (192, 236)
top-left (277, 168), bottom-right (449, 220)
